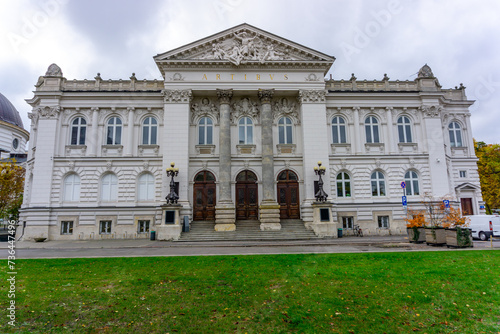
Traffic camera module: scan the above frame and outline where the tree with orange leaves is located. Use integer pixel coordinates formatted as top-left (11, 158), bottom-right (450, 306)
top-left (0, 161), bottom-right (25, 220)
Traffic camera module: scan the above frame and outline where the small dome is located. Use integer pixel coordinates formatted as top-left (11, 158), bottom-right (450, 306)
top-left (0, 92), bottom-right (24, 128)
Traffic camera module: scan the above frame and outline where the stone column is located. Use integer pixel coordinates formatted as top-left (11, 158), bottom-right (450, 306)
top-left (126, 107), bottom-right (135, 156)
top-left (88, 107), bottom-right (99, 156)
top-left (215, 89), bottom-right (236, 231)
top-left (258, 89), bottom-right (281, 231)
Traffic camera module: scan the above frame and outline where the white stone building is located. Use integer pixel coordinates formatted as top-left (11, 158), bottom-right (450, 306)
top-left (19, 24), bottom-right (484, 241)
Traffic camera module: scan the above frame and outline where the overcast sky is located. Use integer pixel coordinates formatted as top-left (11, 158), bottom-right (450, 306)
top-left (1, 0), bottom-right (499, 143)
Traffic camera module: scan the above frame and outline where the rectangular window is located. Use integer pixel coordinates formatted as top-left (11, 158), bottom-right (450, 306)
top-left (99, 220), bottom-right (112, 234)
top-left (459, 170), bottom-right (467, 178)
top-left (342, 216), bottom-right (354, 229)
top-left (378, 216), bottom-right (389, 228)
top-left (239, 126), bottom-right (245, 144)
top-left (138, 220), bottom-right (150, 233)
top-left (60, 221), bottom-right (73, 235)
top-left (143, 126), bottom-right (149, 145)
top-left (199, 126), bottom-right (205, 145)
top-left (151, 126), bottom-right (157, 145)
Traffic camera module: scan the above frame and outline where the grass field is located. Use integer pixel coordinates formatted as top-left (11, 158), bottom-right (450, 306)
top-left (1, 251), bottom-right (499, 333)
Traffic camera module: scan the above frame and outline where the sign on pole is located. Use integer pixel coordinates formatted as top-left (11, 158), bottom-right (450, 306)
top-left (401, 182), bottom-right (406, 189)
top-left (443, 200), bottom-right (450, 208)
top-left (402, 195), bottom-right (407, 206)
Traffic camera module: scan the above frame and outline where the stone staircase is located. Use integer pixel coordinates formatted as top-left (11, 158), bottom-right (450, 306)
top-left (178, 219), bottom-right (321, 242)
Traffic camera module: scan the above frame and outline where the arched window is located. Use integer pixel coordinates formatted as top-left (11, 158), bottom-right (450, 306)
top-left (371, 171), bottom-right (386, 196)
top-left (397, 116), bottom-right (412, 143)
top-left (70, 117), bottom-right (86, 145)
top-left (449, 122), bottom-right (463, 147)
top-left (138, 173), bottom-right (155, 201)
top-left (404, 171), bottom-right (420, 196)
top-left (142, 117), bottom-right (158, 145)
top-left (365, 116), bottom-right (380, 143)
top-left (238, 117), bottom-right (253, 144)
top-left (332, 116), bottom-right (347, 144)
top-left (101, 173), bottom-right (118, 201)
top-left (278, 117), bottom-right (293, 144)
top-left (107, 117), bottom-right (122, 145)
top-left (198, 117), bottom-right (213, 145)
top-left (63, 174), bottom-right (80, 202)
top-left (336, 172), bottom-right (351, 197)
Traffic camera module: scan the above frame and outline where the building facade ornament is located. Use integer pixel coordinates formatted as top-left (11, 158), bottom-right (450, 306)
top-left (257, 89), bottom-right (274, 104)
top-left (35, 106), bottom-right (61, 119)
top-left (191, 98), bottom-right (219, 124)
top-left (216, 89), bottom-right (233, 104)
top-left (45, 63), bottom-right (63, 77)
top-left (231, 97), bottom-right (260, 124)
top-left (272, 97), bottom-right (299, 124)
top-left (298, 89), bottom-right (326, 103)
top-left (420, 105), bottom-right (442, 118)
top-left (163, 89), bottom-right (193, 103)
top-left (169, 72), bottom-right (185, 81)
top-left (418, 64), bottom-right (434, 78)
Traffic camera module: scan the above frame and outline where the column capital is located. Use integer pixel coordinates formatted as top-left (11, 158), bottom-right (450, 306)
top-left (216, 89), bottom-right (233, 104)
top-left (162, 89), bottom-right (192, 103)
top-left (258, 89), bottom-right (275, 104)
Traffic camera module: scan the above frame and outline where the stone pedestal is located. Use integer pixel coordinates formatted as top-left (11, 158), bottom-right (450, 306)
top-left (156, 204), bottom-right (182, 240)
top-left (259, 201), bottom-right (281, 231)
top-left (310, 201), bottom-right (337, 237)
top-left (215, 202), bottom-right (236, 231)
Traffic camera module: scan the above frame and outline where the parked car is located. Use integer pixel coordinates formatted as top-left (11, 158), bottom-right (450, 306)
top-left (468, 215), bottom-right (500, 240)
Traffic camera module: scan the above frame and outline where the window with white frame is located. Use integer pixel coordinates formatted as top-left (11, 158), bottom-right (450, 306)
top-left (138, 173), bottom-right (155, 201)
top-left (278, 117), bottom-right (293, 144)
top-left (397, 116), bottom-right (412, 143)
top-left (459, 170), bottom-right (467, 178)
top-left (101, 173), bottom-right (118, 201)
top-left (371, 171), bottom-right (386, 196)
top-left (332, 116), bottom-right (347, 144)
top-left (336, 172), bottom-right (351, 197)
top-left (138, 220), bottom-right (150, 233)
top-left (365, 116), bottom-right (380, 143)
top-left (142, 117), bottom-right (158, 145)
top-left (449, 122), bottom-right (463, 147)
top-left (60, 221), bottom-right (73, 235)
top-left (70, 117), bottom-right (86, 145)
top-left (99, 220), bottom-right (112, 234)
top-left (404, 171), bottom-right (420, 196)
top-left (238, 117), bottom-right (253, 144)
top-left (342, 216), bottom-right (354, 229)
top-left (63, 173), bottom-right (80, 202)
top-left (107, 117), bottom-right (122, 145)
top-left (378, 216), bottom-right (389, 228)
top-left (198, 117), bottom-right (213, 145)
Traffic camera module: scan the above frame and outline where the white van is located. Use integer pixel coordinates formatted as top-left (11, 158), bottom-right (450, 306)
top-left (467, 215), bottom-right (500, 240)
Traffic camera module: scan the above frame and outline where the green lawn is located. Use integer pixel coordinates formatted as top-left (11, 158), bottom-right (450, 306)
top-left (1, 251), bottom-right (499, 333)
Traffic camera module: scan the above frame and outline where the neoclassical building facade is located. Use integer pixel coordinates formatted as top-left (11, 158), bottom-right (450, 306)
top-left (19, 24), bottom-right (483, 241)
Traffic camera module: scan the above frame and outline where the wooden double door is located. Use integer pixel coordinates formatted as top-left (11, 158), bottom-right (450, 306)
top-left (236, 171), bottom-right (259, 220)
top-left (193, 171), bottom-right (216, 221)
top-left (277, 170), bottom-right (300, 219)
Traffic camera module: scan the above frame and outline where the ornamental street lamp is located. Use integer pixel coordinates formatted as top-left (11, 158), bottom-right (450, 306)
top-left (165, 162), bottom-right (179, 204)
top-left (314, 161), bottom-right (328, 202)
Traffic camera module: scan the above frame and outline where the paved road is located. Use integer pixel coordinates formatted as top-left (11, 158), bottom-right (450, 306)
top-left (1, 236), bottom-right (498, 259)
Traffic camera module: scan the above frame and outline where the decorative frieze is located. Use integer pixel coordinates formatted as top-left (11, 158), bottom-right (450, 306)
top-left (163, 89), bottom-right (193, 103)
top-left (298, 89), bottom-right (326, 103)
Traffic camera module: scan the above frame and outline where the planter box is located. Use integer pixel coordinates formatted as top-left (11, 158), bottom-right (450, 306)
top-left (425, 227), bottom-right (446, 246)
top-left (407, 227), bottom-right (426, 243)
top-left (445, 228), bottom-right (473, 248)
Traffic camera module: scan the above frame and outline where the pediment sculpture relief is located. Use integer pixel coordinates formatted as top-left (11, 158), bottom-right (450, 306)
top-left (200, 31), bottom-right (294, 66)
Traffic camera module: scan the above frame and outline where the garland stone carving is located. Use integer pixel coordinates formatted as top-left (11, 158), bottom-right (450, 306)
top-left (272, 97), bottom-right (300, 124)
top-left (231, 98), bottom-right (260, 124)
top-left (163, 89), bottom-right (192, 103)
top-left (420, 105), bottom-right (442, 118)
top-left (191, 98), bottom-right (219, 124)
top-left (35, 106), bottom-right (61, 119)
top-left (298, 89), bottom-right (326, 103)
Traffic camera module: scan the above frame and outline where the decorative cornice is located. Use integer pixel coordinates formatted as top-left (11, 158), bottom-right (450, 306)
top-left (258, 89), bottom-right (275, 104)
top-left (162, 89), bottom-right (192, 103)
top-left (298, 89), bottom-right (326, 103)
top-left (216, 89), bottom-right (233, 104)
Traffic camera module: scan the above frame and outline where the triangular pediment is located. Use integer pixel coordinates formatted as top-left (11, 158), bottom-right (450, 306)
top-left (154, 23), bottom-right (335, 69)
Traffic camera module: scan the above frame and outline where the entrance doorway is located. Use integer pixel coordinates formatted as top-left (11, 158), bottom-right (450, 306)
top-left (193, 171), bottom-right (216, 221)
top-left (460, 198), bottom-right (473, 216)
top-left (277, 170), bottom-right (300, 219)
top-left (235, 170), bottom-right (258, 220)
